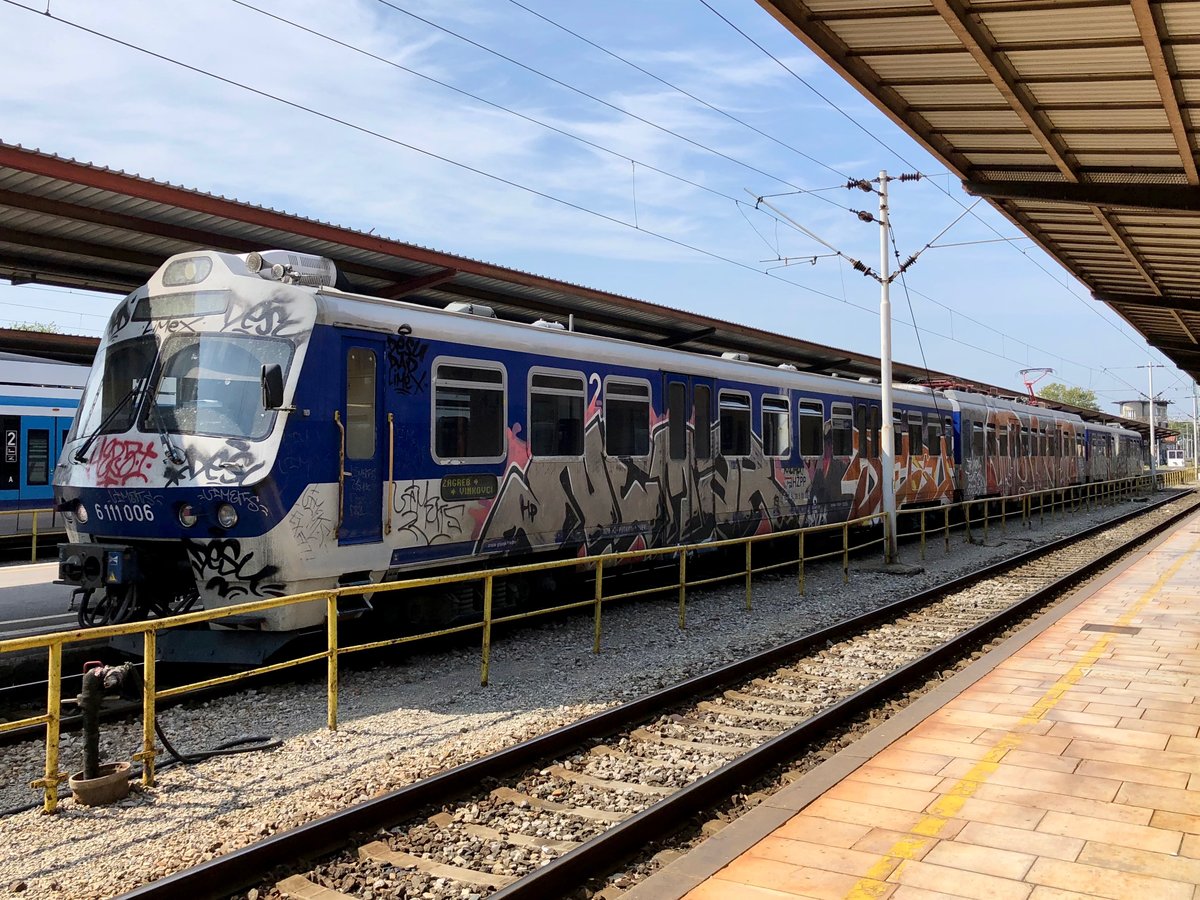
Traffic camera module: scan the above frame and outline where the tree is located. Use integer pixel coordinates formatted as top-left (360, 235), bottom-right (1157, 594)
top-left (1037, 383), bottom-right (1099, 410)
top-left (9, 321), bottom-right (60, 333)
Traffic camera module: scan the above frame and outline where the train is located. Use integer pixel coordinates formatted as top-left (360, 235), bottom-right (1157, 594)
top-left (0, 351), bottom-right (84, 535)
top-left (53, 249), bottom-right (1144, 641)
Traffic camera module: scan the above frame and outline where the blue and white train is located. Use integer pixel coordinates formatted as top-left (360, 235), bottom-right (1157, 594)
top-left (0, 352), bottom-right (84, 535)
top-left (53, 249), bottom-right (1144, 634)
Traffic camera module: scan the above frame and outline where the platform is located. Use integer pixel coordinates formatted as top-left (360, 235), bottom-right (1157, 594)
top-left (628, 511), bottom-right (1200, 900)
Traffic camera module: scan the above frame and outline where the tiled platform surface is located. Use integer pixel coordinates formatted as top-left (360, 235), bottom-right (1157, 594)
top-left (627, 511), bottom-right (1200, 900)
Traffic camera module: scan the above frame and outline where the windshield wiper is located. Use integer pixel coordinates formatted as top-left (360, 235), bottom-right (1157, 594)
top-left (72, 341), bottom-right (161, 464)
top-left (143, 384), bottom-right (185, 465)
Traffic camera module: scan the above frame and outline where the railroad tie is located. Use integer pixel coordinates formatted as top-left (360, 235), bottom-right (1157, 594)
top-left (277, 875), bottom-right (356, 900)
top-left (358, 841), bottom-right (517, 889)
top-left (462, 822), bottom-right (581, 852)
top-left (490, 786), bottom-right (625, 822)
top-left (627, 728), bottom-right (744, 756)
top-left (546, 764), bottom-right (674, 796)
top-left (697, 700), bottom-right (808, 725)
top-left (674, 714), bottom-right (777, 738)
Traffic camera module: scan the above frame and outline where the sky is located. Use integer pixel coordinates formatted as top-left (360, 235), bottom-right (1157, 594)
top-left (0, 0), bottom-right (1194, 416)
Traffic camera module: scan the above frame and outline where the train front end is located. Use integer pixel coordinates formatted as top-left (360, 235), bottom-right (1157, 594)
top-left (54, 250), bottom-right (324, 631)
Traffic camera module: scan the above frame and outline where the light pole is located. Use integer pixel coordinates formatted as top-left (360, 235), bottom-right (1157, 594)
top-left (879, 171), bottom-right (897, 562)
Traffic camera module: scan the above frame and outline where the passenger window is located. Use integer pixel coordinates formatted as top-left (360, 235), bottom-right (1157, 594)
top-left (604, 379), bottom-right (650, 457)
top-left (434, 361), bottom-right (505, 461)
top-left (668, 382), bottom-right (687, 461)
top-left (763, 396), bottom-right (790, 458)
top-left (972, 422), bottom-right (984, 458)
top-left (798, 400), bottom-right (823, 456)
top-left (719, 390), bottom-right (752, 457)
top-left (893, 411), bottom-right (904, 456)
top-left (927, 420), bottom-right (941, 455)
top-left (530, 371), bottom-right (584, 458)
top-left (855, 405), bottom-right (868, 457)
top-left (998, 425), bottom-right (1008, 458)
top-left (870, 406), bottom-right (881, 459)
top-left (346, 348), bottom-right (376, 460)
top-left (694, 385), bottom-right (712, 460)
top-left (1021, 426), bottom-right (1030, 457)
top-left (945, 417), bottom-right (954, 456)
top-left (986, 423), bottom-right (996, 458)
top-left (26, 429), bottom-right (49, 485)
top-left (910, 414), bottom-right (925, 455)
top-left (832, 403), bottom-right (854, 456)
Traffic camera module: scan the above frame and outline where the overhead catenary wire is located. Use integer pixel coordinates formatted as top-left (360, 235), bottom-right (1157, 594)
top-left (2, 2), bottom-right (1184, 398)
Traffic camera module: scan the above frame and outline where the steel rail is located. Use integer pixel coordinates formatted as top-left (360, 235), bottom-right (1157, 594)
top-left (113, 489), bottom-right (1195, 900)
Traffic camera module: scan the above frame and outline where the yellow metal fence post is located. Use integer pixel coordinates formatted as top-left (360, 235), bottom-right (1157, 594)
top-left (965, 501), bottom-right (972, 543)
top-left (593, 559), bottom-right (604, 654)
top-left (797, 531), bottom-right (805, 596)
top-left (744, 541), bottom-right (752, 611)
top-left (944, 505), bottom-right (950, 553)
top-left (842, 523), bottom-right (849, 584)
top-left (326, 592), bottom-right (339, 730)
top-left (137, 630), bottom-right (158, 787)
top-left (31, 510), bottom-right (38, 561)
top-left (919, 510), bottom-right (926, 561)
top-left (480, 576), bottom-right (494, 686)
top-left (678, 551), bottom-right (687, 628)
top-left (983, 499), bottom-right (990, 542)
top-left (883, 514), bottom-right (890, 563)
top-left (32, 642), bottom-right (64, 813)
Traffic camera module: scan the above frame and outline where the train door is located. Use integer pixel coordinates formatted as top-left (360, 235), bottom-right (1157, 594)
top-left (663, 373), bottom-right (714, 543)
top-left (20, 415), bottom-right (54, 507)
top-left (339, 339), bottom-right (384, 545)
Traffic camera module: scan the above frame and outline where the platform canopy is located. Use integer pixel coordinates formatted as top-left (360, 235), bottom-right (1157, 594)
top-left (758, 0), bottom-right (1200, 384)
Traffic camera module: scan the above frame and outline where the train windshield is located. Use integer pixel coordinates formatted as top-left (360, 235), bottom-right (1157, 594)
top-left (139, 334), bottom-right (294, 440)
top-left (68, 334), bottom-right (158, 443)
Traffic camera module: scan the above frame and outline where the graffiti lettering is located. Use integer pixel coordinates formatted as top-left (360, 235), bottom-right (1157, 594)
top-left (289, 488), bottom-right (333, 560)
top-left (185, 538), bottom-right (284, 599)
top-left (91, 438), bottom-right (159, 488)
top-left (394, 480), bottom-right (466, 546)
top-left (224, 293), bottom-right (302, 337)
top-left (385, 329), bottom-right (429, 395)
top-left (196, 487), bottom-right (269, 515)
top-left (165, 439), bottom-right (266, 487)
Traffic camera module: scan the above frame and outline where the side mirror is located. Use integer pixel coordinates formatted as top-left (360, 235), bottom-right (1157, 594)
top-left (261, 364), bottom-right (284, 410)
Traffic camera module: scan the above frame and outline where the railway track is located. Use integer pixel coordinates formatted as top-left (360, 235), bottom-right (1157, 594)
top-left (112, 489), bottom-right (1197, 900)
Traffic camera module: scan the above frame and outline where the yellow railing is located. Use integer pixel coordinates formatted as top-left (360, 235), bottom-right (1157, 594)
top-left (2, 469), bottom-right (1193, 814)
top-left (895, 472), bottom-right (1176, 558)
top-left (0, 508), bottom-right (64, 561)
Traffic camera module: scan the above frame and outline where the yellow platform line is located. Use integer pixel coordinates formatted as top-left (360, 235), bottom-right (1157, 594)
top-left (845, 534), bottom-right (1200, 900)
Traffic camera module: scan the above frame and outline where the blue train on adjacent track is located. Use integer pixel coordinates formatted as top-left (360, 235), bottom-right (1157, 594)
top-left (53, 249), bottom-right (1143, 638)
top-left (0, 351), bottom-right (83, 535)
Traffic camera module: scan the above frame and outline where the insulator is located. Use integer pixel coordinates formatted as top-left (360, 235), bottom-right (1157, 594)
top-left (854, 210), bottom-right (876, 223)
top-left (900, 254), bottom-right (918, 271)
top-left (846, 179), bottom-right (873, 192)
top-left (851, 259), bottom-right (868, 274)
top-left (898, 172), bottom-right (922, 182)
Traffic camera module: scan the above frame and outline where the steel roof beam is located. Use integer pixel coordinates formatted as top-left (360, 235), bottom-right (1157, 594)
top-left (378, 269), bottom-right (458, 299)
top-left (928, 0), bottom-right (1079, 180)
top-left (965, 180), bottom-right (1200, 210)
top-left (1095, 291), bottom-right (1200, 312)
top-left (1130, 0), bottom-right (1199, 185)
top-left (1090, 209), bottom-right (1163, 296)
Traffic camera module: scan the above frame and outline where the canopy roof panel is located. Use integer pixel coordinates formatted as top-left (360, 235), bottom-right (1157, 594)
top-left (759, 0), bottom-right (1200, 382)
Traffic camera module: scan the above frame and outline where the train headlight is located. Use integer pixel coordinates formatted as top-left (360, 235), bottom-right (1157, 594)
top-left (177, 504), bottom-right (198, 528)
top-left (216, 503), bottom-right (238, 529)
top-left (162, 256), bottom-right (213, 286)
top-left (74, 502), bottom-right (89, 525)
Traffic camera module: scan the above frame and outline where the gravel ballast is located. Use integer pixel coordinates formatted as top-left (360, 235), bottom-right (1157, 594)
top-left (0, 497), bottom-right (1180, 899)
